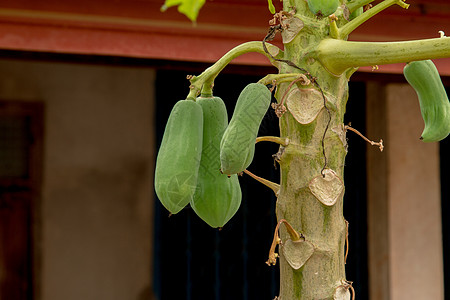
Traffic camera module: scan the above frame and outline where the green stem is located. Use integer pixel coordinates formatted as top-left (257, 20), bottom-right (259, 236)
top-left (346, 0), bottom-right (375, 13)
top-left (186, 41), bottom-right (283, 99)
top-left (317, 37), bottom-right (450, 75)
top-left (338, 0), bottom-right (409, 39)
top-left (200, 84), bottom-right (214, 97)
top-left (258, 73), bottom-right (311, 87)
top-left (329, 16), bottom-right (339, 39)
top-left (256, 136), bottom-right (289, 146)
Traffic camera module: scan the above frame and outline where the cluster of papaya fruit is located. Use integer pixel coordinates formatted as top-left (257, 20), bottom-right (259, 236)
top-left (403, 59), bottom-right (450, 142)
top-left (154, 83), bottom-right (271, 228)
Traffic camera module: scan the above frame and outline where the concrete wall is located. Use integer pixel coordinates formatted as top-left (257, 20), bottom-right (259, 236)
top-left (386, 84), bottom-right (444, 300)
top-left (0, 59), bottom-right (155, 300)
top-left (367, 82), bottom-right (444, 300)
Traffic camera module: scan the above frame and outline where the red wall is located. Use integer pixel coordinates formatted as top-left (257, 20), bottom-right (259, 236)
top-left (0, 0), bottom-right (449, 74)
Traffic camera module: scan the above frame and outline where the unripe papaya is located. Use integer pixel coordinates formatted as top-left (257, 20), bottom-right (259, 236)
top-left (349, 6), bottom-right (363, 20)
top-left (220, 83), bottom-right (271, 175)
top-left (307, 0), bottom-right (340, 17)
top-left (191, 96), bottom-right (242, 228)
top-left (154, 100), bottom-right (203, 214)
top-left (403, 60), bottom-right (450, 142)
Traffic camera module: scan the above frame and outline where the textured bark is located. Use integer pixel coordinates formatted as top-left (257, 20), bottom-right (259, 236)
top-left (275, 1), bottom-right (350, 299)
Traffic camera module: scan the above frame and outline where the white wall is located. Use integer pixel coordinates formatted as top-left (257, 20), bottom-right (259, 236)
top-left (0, 59), bottom-right (155, 300)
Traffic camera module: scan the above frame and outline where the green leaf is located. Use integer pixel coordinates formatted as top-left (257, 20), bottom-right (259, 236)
top-left (268, 0), bottom-right (276, 14)
top-left (161, 0), bottom-right (206, 22)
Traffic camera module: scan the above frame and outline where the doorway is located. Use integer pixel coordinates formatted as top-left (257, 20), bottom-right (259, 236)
top-left (0, 101), bottom-right (43, 299)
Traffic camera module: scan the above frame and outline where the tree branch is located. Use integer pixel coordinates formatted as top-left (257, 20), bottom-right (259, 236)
top-left (187, 41), bottom-right (283, 99)
top-left (316, 37), bottom-right (450, 75)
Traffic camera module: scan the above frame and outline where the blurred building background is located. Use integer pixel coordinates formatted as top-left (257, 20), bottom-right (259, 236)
top-left (0, 0), bottom-right (449, 299)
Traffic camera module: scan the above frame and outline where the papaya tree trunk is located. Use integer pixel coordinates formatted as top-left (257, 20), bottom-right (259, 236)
top-left (275, 66), bottom-right (349, 300)
top-left (276, 75), bottom-right (349, 299)
top-left (277, 69), bottom-right (347, 300)
top-left (275, 1), bottom-right (351, 299)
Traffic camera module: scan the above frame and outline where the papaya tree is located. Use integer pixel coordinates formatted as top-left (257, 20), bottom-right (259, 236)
top-left (155, 0), bottom-right (450, 299)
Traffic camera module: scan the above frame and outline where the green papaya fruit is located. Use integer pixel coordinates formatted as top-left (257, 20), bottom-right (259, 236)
top-left (307, 0), bottom-right (340, 17)
top-left (349, 6), bottom-right (363, 20)
top-left (220, 83), bottom-right (271, 175)
top-left (154, 100), bottom-right (203, 214)
top-left (191, 96), bottom-right (242, 228)
top-left (403, 60), bottom-right (450, 142)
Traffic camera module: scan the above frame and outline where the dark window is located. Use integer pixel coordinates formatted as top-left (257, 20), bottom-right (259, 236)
top-left (153, 69), bottom-right (368, 299)
top-left (344, 81), bottom-right (369, 299)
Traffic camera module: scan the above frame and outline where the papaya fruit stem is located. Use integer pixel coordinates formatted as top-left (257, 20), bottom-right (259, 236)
top-left (243, 169), bottom-right (280, 196)
top-left (316, 37), bottom-right (450, 75)
top-left (337, 0), bottom-right (409, 39)
top-left (186, 41), bottom-right (284, 100)
top-left (328, 15), bottom-right (339, 39)
top-left (255, 136), bottom-right (289, 146)
top-left (200, 83), bottom-right (214, 97)
top-left (345, 124), bottom-right (384, 151)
